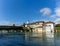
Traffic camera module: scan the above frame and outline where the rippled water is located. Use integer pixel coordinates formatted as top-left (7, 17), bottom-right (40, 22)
top-left (0, 32), bottom-right (59, 46)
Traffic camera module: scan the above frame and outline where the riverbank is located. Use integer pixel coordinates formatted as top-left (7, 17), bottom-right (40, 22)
top-left (0, 32), bottom-right (26, 35)
top-left (55, 27), bottom-right (60, 32)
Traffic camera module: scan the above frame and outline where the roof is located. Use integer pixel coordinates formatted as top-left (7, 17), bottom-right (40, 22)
top-left (35, 26), bottom-right (43, 28)
top-left (26, 21), bottom-right (54, 25)
top-left (26, 21), bottom-right (44, 25)
top-left (44, 21), bottom-right (54, 24)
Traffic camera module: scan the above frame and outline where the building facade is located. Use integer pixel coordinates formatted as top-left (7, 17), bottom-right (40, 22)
top-left (25, 21), bottom-right (54, 33)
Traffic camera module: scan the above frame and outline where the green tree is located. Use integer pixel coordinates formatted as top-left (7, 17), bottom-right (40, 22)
top-left (55, 24), bottom-right (60, 27)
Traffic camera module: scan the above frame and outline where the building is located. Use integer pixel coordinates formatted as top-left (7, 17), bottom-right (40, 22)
top-left (25, 21), bottom-right (54, 33)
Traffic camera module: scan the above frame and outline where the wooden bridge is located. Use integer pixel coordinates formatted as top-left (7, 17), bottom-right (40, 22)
top-left (0, 26), bottom-right (24, 33)
top-left (0, 26), bottom-right (23, 30)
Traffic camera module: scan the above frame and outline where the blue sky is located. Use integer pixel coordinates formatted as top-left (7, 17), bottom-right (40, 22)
top-left (0, 0), bottom-right (60, 25)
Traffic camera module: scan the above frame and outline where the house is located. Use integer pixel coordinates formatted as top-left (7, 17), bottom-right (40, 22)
top-left (25, 21), bottom-right (54, 33)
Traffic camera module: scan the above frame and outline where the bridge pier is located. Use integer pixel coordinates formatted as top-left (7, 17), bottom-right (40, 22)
top-left (0, 29), bottom-right (25, 33)
top-left (7, 30), bottom-right (14, 33)
top-left (0, 30), bottom-right (8, 33)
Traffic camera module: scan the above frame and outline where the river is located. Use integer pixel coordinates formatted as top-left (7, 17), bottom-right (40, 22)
top-left (0, 32), bottom-right (59, 46)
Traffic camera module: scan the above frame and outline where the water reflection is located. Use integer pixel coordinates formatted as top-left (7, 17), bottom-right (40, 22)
top-left (54, 31), bottom-right (60, 46)
top-left (25, 32), bottom-right (54, 46)
top-left (0, 31), bottom-right (60, 46)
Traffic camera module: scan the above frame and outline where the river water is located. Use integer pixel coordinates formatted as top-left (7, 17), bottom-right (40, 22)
top-left (0, 32), bottom-right (59, 46)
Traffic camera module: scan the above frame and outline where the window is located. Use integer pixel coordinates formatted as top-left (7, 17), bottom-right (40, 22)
top-left (49, 25), bottom-right (51, 26)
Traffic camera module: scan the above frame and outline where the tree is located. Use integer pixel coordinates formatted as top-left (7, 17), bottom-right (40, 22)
top-left (55, 24), bottom-right (60, 27)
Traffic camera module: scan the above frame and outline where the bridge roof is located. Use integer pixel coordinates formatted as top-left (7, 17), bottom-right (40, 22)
top-left (0, 26), bottom-right (23, 30)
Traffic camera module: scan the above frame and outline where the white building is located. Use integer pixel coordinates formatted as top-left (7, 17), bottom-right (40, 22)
top-left (25, 21), bottom-right (54, 33)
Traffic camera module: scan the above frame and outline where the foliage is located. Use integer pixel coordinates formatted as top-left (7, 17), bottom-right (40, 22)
top-left (55, 27), bottom-right (60, 30)
top-left (55, 24), bottom-right (60, 27)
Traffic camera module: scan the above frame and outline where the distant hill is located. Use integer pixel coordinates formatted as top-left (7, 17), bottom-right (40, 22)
top-left (55, 24), bottom-right (60, 27)
top-left (55, 24), bottom-right (60, 30)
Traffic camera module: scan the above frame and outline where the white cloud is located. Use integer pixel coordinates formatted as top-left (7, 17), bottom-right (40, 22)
top-left (0, 20), bottom-right (21, 26)
top-left (39, 7), bottom-right (60, 23)
top-left (54, 7), bottom-right (60, 16)
top-left (39, 1), bottom-right (60, 23)
top-left (40, 7), bottom-right (60, 18)
top-left (0, 21), bottom-right (11, 25)
top-left (50, 14), bottom-right (56, 18)
top-left (50, 7), bottom-right (60, 18)
top-left (40, 8), bottom-right (52, 16)
top-left (55, 18), bottom-right (60, 24)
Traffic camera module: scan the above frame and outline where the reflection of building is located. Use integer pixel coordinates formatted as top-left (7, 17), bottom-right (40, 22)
top-left (25, 21), bottom-right (54, 33)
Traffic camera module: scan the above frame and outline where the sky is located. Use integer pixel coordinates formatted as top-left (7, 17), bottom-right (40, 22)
top-left (0, 0), bottom-right (60, 25)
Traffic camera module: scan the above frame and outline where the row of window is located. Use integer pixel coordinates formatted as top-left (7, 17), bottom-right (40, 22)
top-left (25, 24), bottom-right (51, 27)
